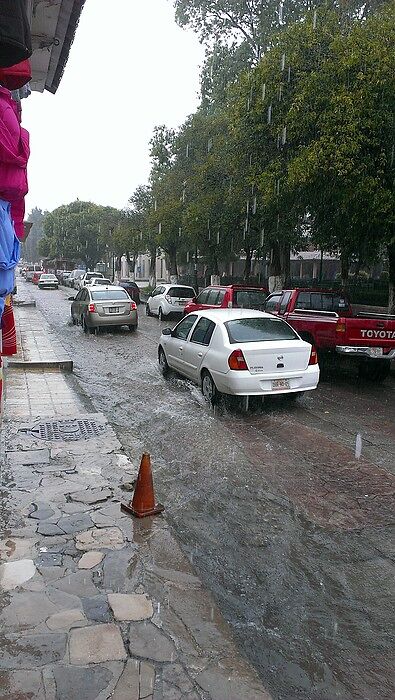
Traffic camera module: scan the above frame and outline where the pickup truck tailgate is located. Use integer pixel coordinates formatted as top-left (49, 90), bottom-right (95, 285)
top-left (340, 317), bottom-right (395, 354)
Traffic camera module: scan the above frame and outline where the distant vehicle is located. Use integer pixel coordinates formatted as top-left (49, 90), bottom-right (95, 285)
top-left (86, 277), bottom-right (112, 287)
top-left (264, 288), bottom-right (395, 381)
top-left (69, 269), bottom-right (85, 289)
top-left (146, 284), bottom-right (196, 320)
top-left (158, 309), bottom-right (319, 403)
top-left (59, 270), bottom-right (72, 285)
top-left (184, 284), bottom-right (268, 316)
top-left (26, 264), bottom-right (43, 282)
top-left (118, 279), bottom-right (141, 305)
top-left (70, 285), bottom-right (138, 334)
top-left (38, 273), bottom-right (59, 290)
top-left (78, 271), bottom-right (105, 290)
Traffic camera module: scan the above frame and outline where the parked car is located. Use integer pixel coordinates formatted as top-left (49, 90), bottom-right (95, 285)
top-left (146, 284), bottom-right (196, 320)
top-left (32, 270), bottom-right (44, 285)
top-left (38, 273), bottom-right (59, 290)
top-left (59, 270), bottom-right (72, 285)
top-left (70, 285), bottom-right (138, 334)
top-left (78, 271), bottom-right (104, 290)
top-left (118, 279), bottom-right (140, 305)
top-left (26, 264), bottom-right (43, 282)
top-left (86, 277), bottom-right (112, 287)
top-left (69, 269), bottom-right (85, 289)
top-left (263, 288), bottom-right (395, 381)
top-left (184, 284), bottom-right (268, 316)
top-left (158, 309), bottom-right (319, 403)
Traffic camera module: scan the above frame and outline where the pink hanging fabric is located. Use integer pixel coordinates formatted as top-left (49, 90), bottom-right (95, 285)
top-left (0, 86), bottom-right (29, 203)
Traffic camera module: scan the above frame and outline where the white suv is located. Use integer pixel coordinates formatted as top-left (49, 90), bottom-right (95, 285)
top-left (146, 284), bottom-right (196, 320)
top-left (77, 271), bottom-right (104, 290)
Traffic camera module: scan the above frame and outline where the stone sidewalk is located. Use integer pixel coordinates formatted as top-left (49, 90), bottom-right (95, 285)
top-left (0, 301), bottom-right (271, 699)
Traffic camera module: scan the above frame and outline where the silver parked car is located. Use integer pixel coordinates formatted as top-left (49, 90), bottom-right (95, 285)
top-left (38, 273), bottom-right (59, 289)
top-left (70, 285), bottom-right (138, 334)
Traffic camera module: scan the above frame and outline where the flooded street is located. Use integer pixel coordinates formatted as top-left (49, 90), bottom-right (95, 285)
top-left (21, 281), bottom-right (395, 700)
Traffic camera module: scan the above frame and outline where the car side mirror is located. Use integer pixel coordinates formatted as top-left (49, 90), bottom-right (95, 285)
top-left (68, 296), bottom-right (76, 301)
top-left (162, 328), bottom-right (172, 336)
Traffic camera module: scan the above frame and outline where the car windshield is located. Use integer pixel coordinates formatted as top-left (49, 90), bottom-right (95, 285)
top-left (168, 287), bottom-right (195, 298)
top-left (91, 289), bottom-right (129, 301)
top-left (233, 290), bottom-right (267, 310)
top-left (225, 317), bottom-right (298, 343)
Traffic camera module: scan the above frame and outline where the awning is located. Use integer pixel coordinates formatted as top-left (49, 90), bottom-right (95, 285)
top-left (28, 0), bottom-right (86, 93)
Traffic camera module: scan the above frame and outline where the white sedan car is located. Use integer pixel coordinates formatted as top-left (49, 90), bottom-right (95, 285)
top-left (158, 309), bottom-right (319, 402)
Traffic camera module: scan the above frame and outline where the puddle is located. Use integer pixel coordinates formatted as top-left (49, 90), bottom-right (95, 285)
top-left (0, 559), bottom-right (36, 591)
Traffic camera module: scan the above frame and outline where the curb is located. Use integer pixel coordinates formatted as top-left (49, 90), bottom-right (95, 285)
top-left (7, 359), bottom-right (73, 372)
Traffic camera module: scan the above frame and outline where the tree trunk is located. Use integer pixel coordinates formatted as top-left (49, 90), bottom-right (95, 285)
top-left (149, 247), bottom-right (156, 289)
top-left (340, 249), bottom-right (350, 287)
top-left (168, 248), bottom-right (178, 284)
top-left (268, 241), bottom-right (285, 292)
top-left (243, 247), bottom-right (252, 282)
top-left (388, 240), bottom-right (395, 314)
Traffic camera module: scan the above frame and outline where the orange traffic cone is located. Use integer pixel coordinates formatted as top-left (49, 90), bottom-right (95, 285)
top-left (121, 453), bottom-right (164, 518)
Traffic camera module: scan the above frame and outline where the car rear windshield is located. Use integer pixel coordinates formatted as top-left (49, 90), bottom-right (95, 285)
top-left (91, 290), bottom-right (129, 300)
top-left (168, 287), bottom-right (195, 298)
top-left (233, 290), bottom-right (267, 310)
top-left (295, 292), bottom-right (350, 313)
top-left (225, 317), bottom-right (298, 343)
top-left (86, 272), bottom-right (103, 279)
top-left (93, 279), bottom-right (111, 285)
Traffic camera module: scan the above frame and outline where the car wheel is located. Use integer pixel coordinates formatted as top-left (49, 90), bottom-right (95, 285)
top-left (129, 324), bottom-right (137, 332)
top-left (158, 307), bottom-right (165, 321)
top-left (201, 370), bottom-right (219, 405)
top-left (145, 303), bottom-right (152, 317)
top-left (158, 347), bottom-right (169, 376)
top-left (71, 315), bottom-right (76, 325)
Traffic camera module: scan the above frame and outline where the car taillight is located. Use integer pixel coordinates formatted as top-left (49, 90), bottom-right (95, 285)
top-left (228, 349), bottom-right (248, 371)
top-left (88, 303), bottom-right (95, 312)
top-left (336, 318), bottom-right (346, 333)
top-left (131, 301), bottom-right (137, 310)
top-left (309, 346), bottom-right (318, 365)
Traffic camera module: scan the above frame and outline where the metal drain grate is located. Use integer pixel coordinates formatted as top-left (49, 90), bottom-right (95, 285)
top-left (20, 419), bottom-right (106, 442)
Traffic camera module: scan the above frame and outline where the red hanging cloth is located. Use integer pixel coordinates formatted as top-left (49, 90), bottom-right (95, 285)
top-left (0, 59), bottom-right (31, 90)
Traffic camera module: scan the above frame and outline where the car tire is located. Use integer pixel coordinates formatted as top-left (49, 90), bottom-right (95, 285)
top-left (201, 370), bottom-right (219, 405)
top-left (158, 307), bottom-right (165, 321)
top-left (145, 303), bottom-right (152, 317)
top-left (71, 315), bottom-right (76, 325)
top-left (129, 324), bottom-right (137, 332)
top-left (158, 347), bottom-right (169, 376)
top-left (82, 316), bottom-right (89, 334)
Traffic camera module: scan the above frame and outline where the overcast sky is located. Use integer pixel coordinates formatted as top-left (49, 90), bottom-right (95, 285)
top-left (23, 0), bottom-right (204, 215)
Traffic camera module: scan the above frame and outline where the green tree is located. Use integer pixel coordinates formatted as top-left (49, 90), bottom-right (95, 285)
top-left (23, 207), bottom-right (47, 262)
top-left (42, 201), bottom-right (122, 270)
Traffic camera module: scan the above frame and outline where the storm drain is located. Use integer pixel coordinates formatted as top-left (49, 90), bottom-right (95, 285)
top-left (19, 419), bottom-right (106, 442)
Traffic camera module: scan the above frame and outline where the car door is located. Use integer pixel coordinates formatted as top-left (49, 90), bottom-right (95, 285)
top-left (72, 290), bottom-right (82, 319)
top-left (79, 289), bottom-right (89, 319)
top-left (150, 286), bottom-right (163, 314)
top-left (163, 314), bottom-right (198, 373)
top-left (182, 317), bottom-right (216, 381)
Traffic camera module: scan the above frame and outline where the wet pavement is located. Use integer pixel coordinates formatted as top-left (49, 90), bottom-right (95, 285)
top-left (5, 278), bottom-right (395, 700)
top-left (1, 311), bottom-right (269, 700)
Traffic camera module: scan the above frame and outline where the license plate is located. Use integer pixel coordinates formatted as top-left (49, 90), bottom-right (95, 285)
top-left (272, 379), bottom-right (290, 390)
top-left (108, 307), bottom-right (119, 314)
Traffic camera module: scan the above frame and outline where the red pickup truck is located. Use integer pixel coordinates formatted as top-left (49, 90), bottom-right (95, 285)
top-left (264, 288), bottom-right (395, 381)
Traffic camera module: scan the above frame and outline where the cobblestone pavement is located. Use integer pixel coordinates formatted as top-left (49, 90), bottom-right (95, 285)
top-left (5, 278), bottom-right (395, 700)
top-left (0, 297), bottom-right (270, 700)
